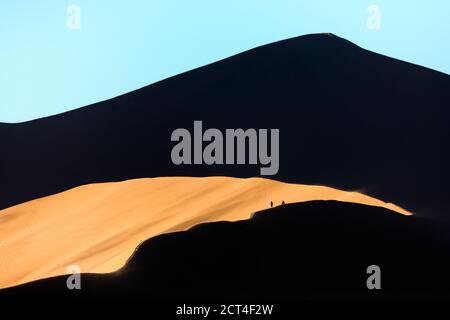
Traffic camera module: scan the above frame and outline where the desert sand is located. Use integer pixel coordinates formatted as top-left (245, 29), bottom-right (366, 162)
top-left (0, 177), bottom-right (410, 289)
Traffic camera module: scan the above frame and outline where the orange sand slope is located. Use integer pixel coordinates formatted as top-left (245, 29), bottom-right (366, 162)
top-left (0, 177), bottom-right (411, 289)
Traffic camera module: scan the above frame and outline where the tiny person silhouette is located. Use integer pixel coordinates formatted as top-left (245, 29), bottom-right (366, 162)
top-left (270, 201), bottom-right (273, 208)
top-left (282, 201), bottom-right (285, 205)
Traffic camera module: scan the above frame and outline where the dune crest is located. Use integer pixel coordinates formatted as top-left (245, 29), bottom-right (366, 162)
top-left (0, 177), bottom-right (410, 289)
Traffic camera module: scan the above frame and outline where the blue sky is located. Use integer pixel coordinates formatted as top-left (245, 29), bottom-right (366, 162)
top-left (1, 1), bottom-right (449, 123)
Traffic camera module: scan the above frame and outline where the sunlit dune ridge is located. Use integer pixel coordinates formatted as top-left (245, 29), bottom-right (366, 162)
top-left (0, 177), bottom-right (411, 289)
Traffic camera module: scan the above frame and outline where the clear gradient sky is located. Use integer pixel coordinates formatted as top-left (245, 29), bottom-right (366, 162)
top-left (1, 1), bottom-right (449, 123)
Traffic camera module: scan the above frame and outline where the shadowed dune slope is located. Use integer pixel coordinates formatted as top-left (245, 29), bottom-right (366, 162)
top-left (0, 34), bottom-right (449, 217)
top-left (1, 201), bottom-right (449, 300)
top-left (0, 176), bottom-right (409, 289)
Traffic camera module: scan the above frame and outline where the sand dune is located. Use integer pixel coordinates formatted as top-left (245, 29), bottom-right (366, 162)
top-left (0, 177), bottom-right (410, 289)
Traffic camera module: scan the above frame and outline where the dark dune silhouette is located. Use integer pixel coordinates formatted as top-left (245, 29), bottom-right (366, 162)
top-left (2, 201), bottom-right (450, 300)
top-left (0, 33), bottom-right (449, 218)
